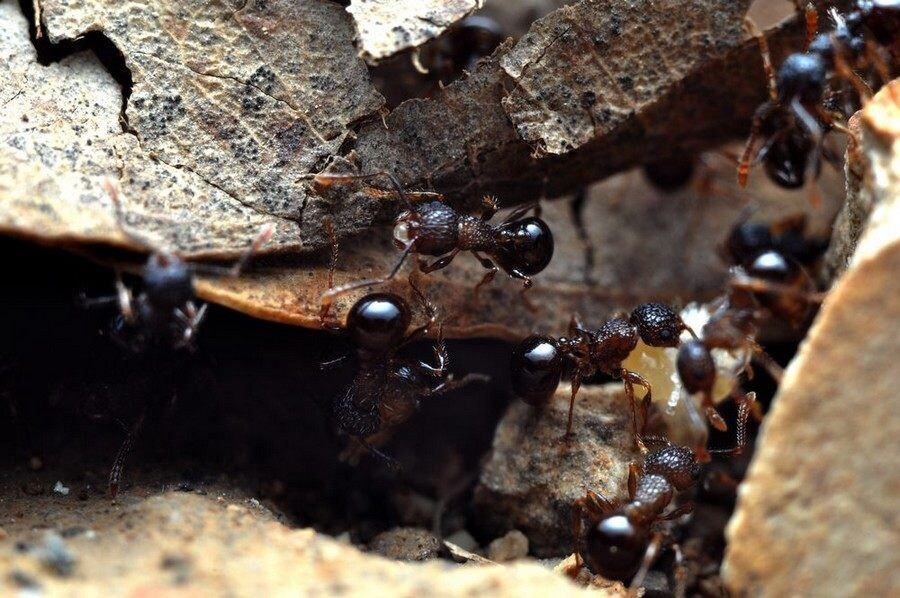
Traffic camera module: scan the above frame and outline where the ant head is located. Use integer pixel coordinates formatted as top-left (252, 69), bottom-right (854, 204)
top-left (583, 514), bottom-right (647, 582)
top-left (776, 53), bottom-right (827, 104)
top-left (763, 130), bottom-right (814, 189)
top-left (510, 335), bottom-right (563, 406)
top-left (455, 15), bottom-right (504, 56)
top-left (629, 303), bottom-right (686, 348)
top-left (143, 253), bottom-right (194, 309)
top-left (347, 293), bottom-right (411, 353)
top-left (495, 217), bottom-right (554, 276)
top-left (676, 339), bottom-right (716, 396)
top-left (394, 201), bottom-right (458, 255)
top-left (726, 221), bottom-right (773, 267)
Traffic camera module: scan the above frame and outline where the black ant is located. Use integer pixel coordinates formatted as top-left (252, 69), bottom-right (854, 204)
top-left (325, 285), bottom-right (488, 467)
top-left (724, 213), bottom-right (828, 270)
top-left (738, 3), bottom-right (897, 194)
top-left (80, 181), bottom-right (273, 495)
top-left (311, 171), bottom-right (554, 317)
top-left (569, 407), bottom-right (754, 593)
top-left (510, 302), bottom-right (695, 445)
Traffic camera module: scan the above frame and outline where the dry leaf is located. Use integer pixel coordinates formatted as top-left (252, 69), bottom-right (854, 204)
top-left (347, 0), bottom-right (484, 63)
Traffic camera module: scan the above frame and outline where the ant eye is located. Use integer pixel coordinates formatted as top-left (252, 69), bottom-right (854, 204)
top-left (629, 303), bottom-right (685, 348)
top-left (143, 254), bottom-right (194, 309)
top-left (347, 293), bottom-right (411, 352)
top-left (510, 335), bottom-right (562, 406)
top-left (583, 514), bottom-right (646, 582)
top-left (495, 217), bottom-right (554, 276)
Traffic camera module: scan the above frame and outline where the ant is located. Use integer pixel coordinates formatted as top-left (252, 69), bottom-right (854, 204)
top-left (311, 171), bottom-right (554, 317)
top-left (80, 181), bottom-right (273, 495)
top-left (510, 302), bottom-right (695, 445)
top-left (325, 285), bottom-right (488, 467)
top-left (724, 213), bottom-right (828, 270)
top-left (738, 2), bottom-right (897, 194)
top-left (570, 403), bottom-right (754, 593)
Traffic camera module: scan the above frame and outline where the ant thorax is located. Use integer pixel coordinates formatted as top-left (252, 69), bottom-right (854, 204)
top-left (621, 303), bottom-right (750, 448)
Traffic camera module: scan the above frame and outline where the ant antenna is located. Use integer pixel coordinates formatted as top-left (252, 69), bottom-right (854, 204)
top-left (102, 178), bottom-right (160, 251)
top-left (301, 170), bottom-right (415, 210)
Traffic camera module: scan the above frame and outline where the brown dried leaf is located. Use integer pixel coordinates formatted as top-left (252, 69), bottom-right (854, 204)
top-left (347, 0), bottom-right (484, 64)
top-left (2, 0), bottom-right (384, 256)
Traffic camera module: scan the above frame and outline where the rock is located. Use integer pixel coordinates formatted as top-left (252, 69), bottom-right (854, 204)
top-left (487, 530), bottom-right (529, 562)
top-left (723, 82), bottom-right (900, 597)
top-left (369, 527), bottom-right (441, 562)
top-left (0, 488), bottom-right (623, 596)
top-left (473, 384), bottom-right (639, 557)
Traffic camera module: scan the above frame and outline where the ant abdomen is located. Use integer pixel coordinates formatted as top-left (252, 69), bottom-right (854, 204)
top-left (744, 249), bottom-right (813, 324)
top-left (582, 514), bottom-right (646, 582)
top-left (494, 217), bottom-right (554, 276)
top-left (347, 293), bottom-right (411, 353)
top-left (510, 335), bottom-right (563, 406)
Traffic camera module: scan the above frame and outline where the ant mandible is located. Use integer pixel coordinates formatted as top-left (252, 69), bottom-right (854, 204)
top-left (311, 171), bottom-right (554, 317)
top-left (510, 302), bottom-right (695, 446)
top-left (570, 403), bottom-right (754, 592)
top-left (326, 284), bottom-right (488, 467)
top-left (81, 180), bottom-right (273, 495)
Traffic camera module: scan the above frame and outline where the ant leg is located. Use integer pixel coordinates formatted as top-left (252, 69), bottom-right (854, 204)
top-left (319, 242), bottom-right (415, 316)
top-left (506, 268), bottom-right (537, 312)
top-left (737, 112), bottom-right (764, 187)
top-left (419, 249), bottom-right (460, 274)
top-left (671, 542), bottom-right (687, 598)
top-left (568, 313), bottom-right (590, 337)
top-left (620, 369), bottom-right (652, 449)
top-left (570, 190), bottom-right (596, 285)
top-left (803, 3), bottom-right (818, 51)
top-left (309, 171), bottom-right (414, 209)
top-left (227, 224), bottom-right (275, 277)
top-left (659, 501), bottom-right (694, 521)
top-left (571, 491), bottom-right (615, 568)
top-left (501, 200), bottom-right (541, 225)
top-left (566, 370), bottom-right (584, 437)
top-left (630, 531), bottom-right (665, 591)
top-left (628, 463), bottom-right (639, 499)
top-left (116, 275), bottom-right (137, 324)
top-left (472, 252), bottom-right (498, 302)
top-left (703, 391), bottom-right (728, 432)
top-left (319, 355), bottom-right (349, 370)
top-left (833, 51), bottom-right (874, 103)
top-left (430, 373), bottom-right (492, 396)
top-left (108, 409), bottom-right (147, 498)
top-left (864, 41), bottom-right (891, 88)
top-left (356, 437), bottom-right (403, 472)
top-left (743, 17), bottom-right (778, 101)
top-left (710, 391), bottom-right (757, 456)
top-left (748, 340), bottom-right (784, 384)
top-left (398, 278), bottom-right (438, 347)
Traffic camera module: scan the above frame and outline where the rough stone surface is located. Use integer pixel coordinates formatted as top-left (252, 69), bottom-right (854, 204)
top-left (473, 384), bottom-right (640, 557)
top-left (0, 477), bottom-right (624, 596)
top-left (723, 82), bottom-right (900, 598)
top-left (347, 0), bottom-right (483, 63)
top-left (487, 530), bottom-right (529, 562)
top-left (369, 527), bottom-right (441, 562)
